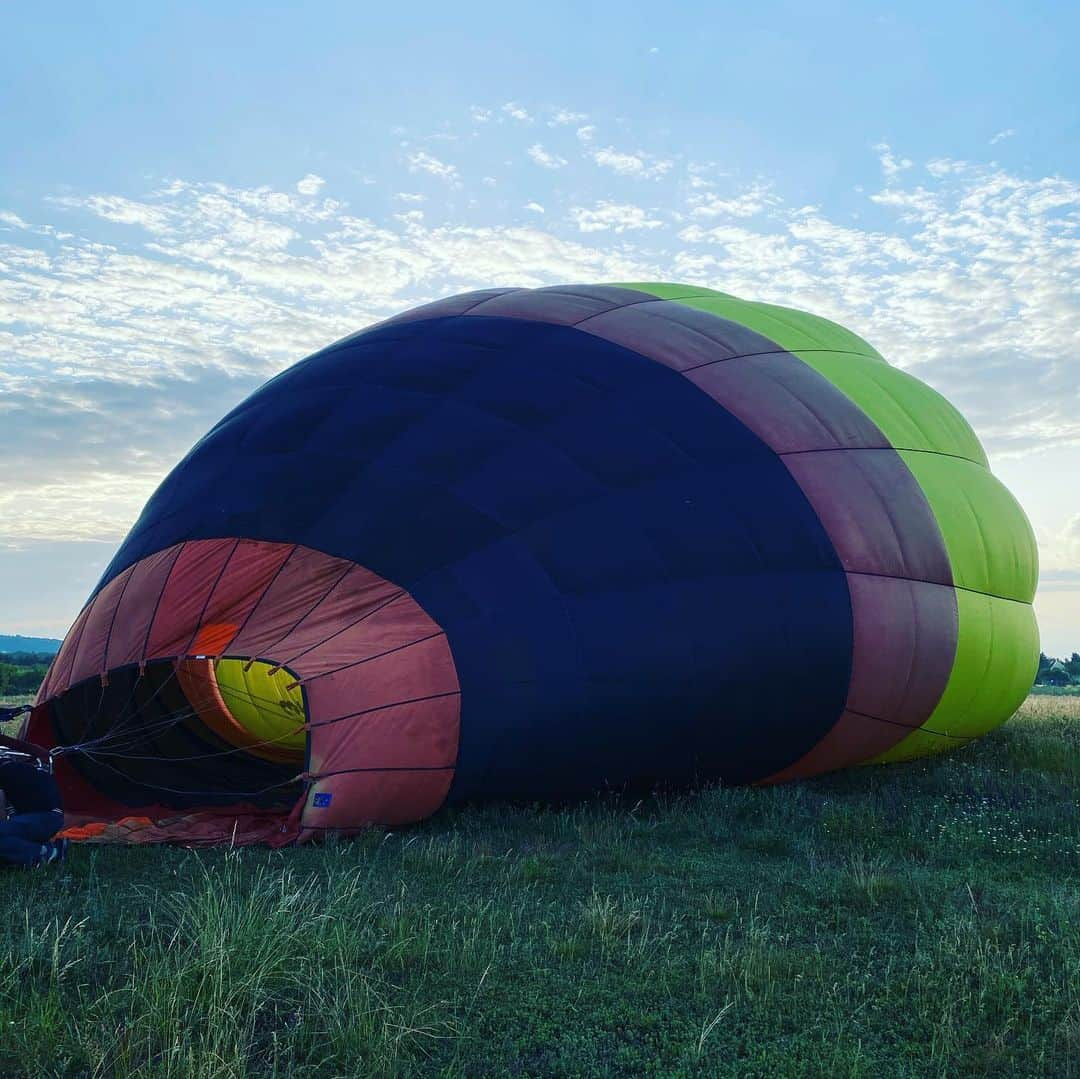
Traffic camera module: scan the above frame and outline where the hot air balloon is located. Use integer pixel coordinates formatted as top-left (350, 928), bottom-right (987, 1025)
top-left (26, 283), bottom-right (1039, 844)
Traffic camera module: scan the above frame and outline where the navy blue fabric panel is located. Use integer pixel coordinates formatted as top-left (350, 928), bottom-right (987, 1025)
top-left (95, 314), bottom-right (853, 790)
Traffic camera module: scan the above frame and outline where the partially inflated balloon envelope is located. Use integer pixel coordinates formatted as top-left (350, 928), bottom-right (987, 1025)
top-left (28, 284), bottom-right (1040, 844)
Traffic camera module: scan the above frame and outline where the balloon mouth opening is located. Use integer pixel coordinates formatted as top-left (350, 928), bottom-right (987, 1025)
top-left (41, 657), bottom-right (307, 813)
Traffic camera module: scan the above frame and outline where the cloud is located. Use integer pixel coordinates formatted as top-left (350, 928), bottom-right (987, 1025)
top-left (525, 202), bottom-right (545, 214)
top-left (874, 141), bottom-right (913, 179)
top-left (527, 143), bottom-right (568, 170)
top-left (407, 150), bottom-right (459, 183)
top-left (570, 201), bottom-right (663, 233)
top-left (990, 128), bottom-right (1016, 145)
top-left (501, 102), bottom-right (532, 122)
top-left (549, 109), bottom-right (587, 126)
top-left (591, 145), bottom-right (672, 180)
top-left (690, 184), bottom-right (779, 219)
top-left (296, 174), bottom-right (325, 195)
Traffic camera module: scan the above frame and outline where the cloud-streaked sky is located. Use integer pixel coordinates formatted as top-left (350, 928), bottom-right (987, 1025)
top-left (2, 2), bottom-right (1079, 654)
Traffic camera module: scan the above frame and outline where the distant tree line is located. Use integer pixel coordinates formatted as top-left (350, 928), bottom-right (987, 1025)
top-left (1035, 652), bottom-right (1080, 687)
top-left (0, 652), bottom-right (53, 696)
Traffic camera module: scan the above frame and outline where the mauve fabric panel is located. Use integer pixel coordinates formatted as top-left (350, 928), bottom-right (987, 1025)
top-left (685, 353), bottom-right (890, 454)
top-left (460, 285), bottom-right (652, 325)
top-left (759, 710), bottom-right (911, 783)
top-left (368, 288), bottom-right (521, 331)
top-left (187, 540), bottom-right (295, 656)
top-left (844, 575), bottom-right (957, 725)
top-left (288, 593), bottom-right (445, 678)
top-left (577, 301), bottom-right (780, 370)
top-left (298, 768), bottom-right (454, 834)
top-left (146, 539), bottom-right (238, 658)
top-left (226, 546), bottom-right (353, 659)
top-left (266, 565), bottom-right (404, 669)
top-left (104, 545), bottom-right (184, 671)
top-left (66, 567), bottom-right (135, 688)
top-left (307, 689), bottom-right (460, 772)
top-left (783, 449), bottom-right (953, 584)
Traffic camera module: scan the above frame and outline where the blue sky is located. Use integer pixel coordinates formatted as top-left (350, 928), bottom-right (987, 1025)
top-left (1, 1), bottom-right (1079, 653)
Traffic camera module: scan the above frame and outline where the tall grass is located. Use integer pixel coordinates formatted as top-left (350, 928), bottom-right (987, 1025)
top-left (0, 695), bottom-right (1077, 1077)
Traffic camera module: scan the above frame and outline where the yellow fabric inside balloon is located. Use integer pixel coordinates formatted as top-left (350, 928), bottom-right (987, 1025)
top-left (213, 658), bottom-right (307, 761)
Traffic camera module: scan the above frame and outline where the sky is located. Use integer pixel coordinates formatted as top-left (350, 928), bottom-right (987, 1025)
top-left (1, 1), bottom-right (1078, 655)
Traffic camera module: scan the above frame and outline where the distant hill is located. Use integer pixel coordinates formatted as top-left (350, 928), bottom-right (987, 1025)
top-left (0, 634), bottom-right (62, 655)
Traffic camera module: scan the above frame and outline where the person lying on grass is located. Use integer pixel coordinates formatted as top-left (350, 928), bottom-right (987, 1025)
top-left (0, 736), bottom-right (66, 868)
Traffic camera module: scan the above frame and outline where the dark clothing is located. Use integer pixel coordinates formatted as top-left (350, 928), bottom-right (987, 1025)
top-left (0, 811), bottom-right (62, 866)
top-left (0, 759), bottom-right (63, 867)
top-left (0, 759), bottom-right (61, 813)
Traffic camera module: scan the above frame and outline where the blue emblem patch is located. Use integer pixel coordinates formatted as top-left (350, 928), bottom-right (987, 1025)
top-left (312, 792), bottom-right (333, 808)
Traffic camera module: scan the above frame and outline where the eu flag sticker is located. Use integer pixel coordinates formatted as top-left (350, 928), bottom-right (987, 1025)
top-left (312, 792), bottom-right (333, 808)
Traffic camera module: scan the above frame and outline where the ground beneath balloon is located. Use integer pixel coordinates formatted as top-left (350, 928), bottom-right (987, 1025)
top-left (0, 695), bottom-right (1076, 1078)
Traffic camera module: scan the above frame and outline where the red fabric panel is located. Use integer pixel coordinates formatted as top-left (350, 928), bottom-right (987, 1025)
top-left (783, 449), bottom-right (953, 584)
top-left (145, 539), bottom-right (238, 659)
top-left (188, 540), bottom-right (295, 656)
top-left (299, 768), bottom-right (454, 833)
top-left (66, 567), bottom-right (135, 688)
top-left (685, 353), bottom-right (889, 454)
top-left (227, 546), bottom-right (353, 660)
top-left (104, 545), bottom-right (184, 671)
top-left (38, 604), bottom-right (92, 700)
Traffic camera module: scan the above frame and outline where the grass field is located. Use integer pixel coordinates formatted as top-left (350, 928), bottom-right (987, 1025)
top-left (0, 696), bottom-right (1076, 1078)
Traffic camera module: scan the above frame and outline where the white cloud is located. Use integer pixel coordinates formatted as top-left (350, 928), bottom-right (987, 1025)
top-left (570, 201), bottom-right (663, 233)
top-left (690, 184), bottom-right (779, 219)
top-left (527, 143), bottom-right (568, 170)
top-left (395, 192), bottom-right (426, 203)
top-left (990, 128), bottom-right (1016, 145)
top-left (549, 109), bottom-right (587, 126)
top-left (525, 202), bottom-right (545, 214)
top-left (591, 145), bottom-right (672, 180)
top-left (296, 173), bottom-right (325, 196)
top-left (874, 141), bottom-right (913, 179)
top-left (407, 150), bottom-right (459, 183)
top-left (501, 102), bottom-right (532, 122)
top-left (0, 210), bottom-right (29, 229)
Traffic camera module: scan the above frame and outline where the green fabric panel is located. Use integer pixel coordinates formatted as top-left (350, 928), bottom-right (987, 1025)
top-left (870, 728), bottom-right (970, 765)
top-left (614, 283), bottom-right (885, 361)
top-left (214, 658), bottom-right (306, 752)
top-left (871, 591), bottom-right (1038, 762)
top-left (615, 282), bottom-right (731, 302)
top-left (897, 451), bottom-right (1039, 602)
top-left (792, 353), bottom-right (987, 465)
